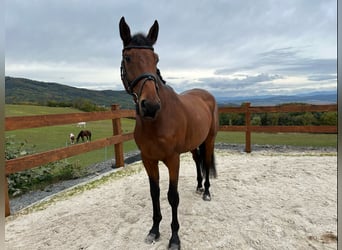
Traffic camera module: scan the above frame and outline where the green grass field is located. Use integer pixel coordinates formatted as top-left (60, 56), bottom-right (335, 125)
top-left (5, 105), bottom-right (137, 168)
top-left (6, 104), bottom-right (337, 169)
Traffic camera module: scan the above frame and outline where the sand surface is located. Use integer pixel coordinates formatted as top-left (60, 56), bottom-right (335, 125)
top-left (5, 149), bottom-right (337, 250)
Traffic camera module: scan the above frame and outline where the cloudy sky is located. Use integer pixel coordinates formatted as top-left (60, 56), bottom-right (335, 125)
top-left (5, 0), bottom-right (337, 97)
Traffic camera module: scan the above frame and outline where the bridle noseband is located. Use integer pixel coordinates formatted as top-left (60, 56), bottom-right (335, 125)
top-left (121, 46), bottom-right (159, 101)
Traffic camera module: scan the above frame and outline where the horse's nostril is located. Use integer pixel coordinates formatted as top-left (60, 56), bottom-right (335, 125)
top-left (140, 100), bottom-right (160, 118)
top-left (141, 100), bottom-right (147, 108)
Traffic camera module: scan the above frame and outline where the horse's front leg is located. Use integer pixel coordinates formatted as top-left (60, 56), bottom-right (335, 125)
top-left (164, 154), bottom-right (181, 250)
top-left (142, 158), bottom-right (162, 244)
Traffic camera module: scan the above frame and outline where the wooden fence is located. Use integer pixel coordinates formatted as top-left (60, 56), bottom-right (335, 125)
top-left (219, 103), bottom-right (337, 153)
top-left (5, 105), bottom-right (135, 216)
top-left (4, 103), bottom-right (337, 216)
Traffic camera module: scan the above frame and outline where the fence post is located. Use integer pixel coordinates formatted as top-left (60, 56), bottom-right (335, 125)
top-left (111, 104), bottom-right (125, 167)
top-left (5, 176), bottom-right (10, 216)
top-left (244, 102), bottom-right (251, 153)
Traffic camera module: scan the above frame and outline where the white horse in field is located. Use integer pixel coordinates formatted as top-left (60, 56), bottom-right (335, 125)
top-left (77, 122), bottom-right (86, 128)
top-left (70, 133), bottom-right (75, 144)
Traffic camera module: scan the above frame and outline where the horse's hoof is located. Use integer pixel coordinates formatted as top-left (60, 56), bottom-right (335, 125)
top-left (145, 232), bottom-right (160, 244)
top-left (169, 233), bottom-right (180, 249)
top-left (202, 193), bottom-right (211, 201)
top-left (196, 187), bottom-right (204, 194)
top-left (169, 243), bottom-right (181, 250)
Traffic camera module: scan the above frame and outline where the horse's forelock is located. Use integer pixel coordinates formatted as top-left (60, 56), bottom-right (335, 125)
top-left (129, 33), bottom-right (154, 47)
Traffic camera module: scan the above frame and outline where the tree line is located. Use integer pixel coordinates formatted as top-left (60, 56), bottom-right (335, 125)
top-left (47, 98), bottom-right (108, 112)
top-left (48, 99), bottom-right (337, 126)
top-left (219, 105), bottom-right (337, 127)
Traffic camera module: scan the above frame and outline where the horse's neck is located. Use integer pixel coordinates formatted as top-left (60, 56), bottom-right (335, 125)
top-left (159, 83), bottom-right (180, 107)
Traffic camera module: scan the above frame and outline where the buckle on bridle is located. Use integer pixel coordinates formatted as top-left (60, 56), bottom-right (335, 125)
top-left (132, 92), bottom-right (138, 104)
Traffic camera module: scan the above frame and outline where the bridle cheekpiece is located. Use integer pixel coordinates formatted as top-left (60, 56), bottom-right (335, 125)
top-left (120, 45), bottom-right (156, 96)
top-left (120, 45), bottom-right (166, 108)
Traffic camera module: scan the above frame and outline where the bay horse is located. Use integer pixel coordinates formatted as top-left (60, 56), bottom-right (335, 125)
top-left (119, 17), bottom-right (218, 250)
top-left (76, 130), bottom-right (92, 143)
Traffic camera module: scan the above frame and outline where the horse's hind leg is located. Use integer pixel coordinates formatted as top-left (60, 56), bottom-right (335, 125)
top-left (202, 137), bottom-right (217, 201)
top-left (201, 104), bottom-right (218, 201)
top-left (191, 149), bottom-right (203, 193)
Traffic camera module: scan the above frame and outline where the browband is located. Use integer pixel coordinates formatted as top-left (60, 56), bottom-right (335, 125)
top-left (123, 45), bottom-right (154, 51)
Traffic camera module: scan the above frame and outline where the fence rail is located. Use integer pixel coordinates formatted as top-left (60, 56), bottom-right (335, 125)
top-left (5, 109), bottom-right (135, 131)
top-left (218, 103), bottom-right (337, 153)
top-left (4, 105), bottom-right (135, 216)
top-left (4, 102), bottom-right (337, 216)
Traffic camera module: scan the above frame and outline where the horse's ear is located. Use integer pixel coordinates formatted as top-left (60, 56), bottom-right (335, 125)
top-left (119, 16), bottom-right (132, 47)
top-left (147, 20), bottom-right (159, 45)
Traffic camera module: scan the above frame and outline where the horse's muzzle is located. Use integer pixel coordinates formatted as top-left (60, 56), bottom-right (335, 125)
top-left (140, 99), bottom-right (161, 119)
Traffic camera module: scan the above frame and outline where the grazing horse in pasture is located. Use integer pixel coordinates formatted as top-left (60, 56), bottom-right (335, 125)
top-left (76, 130), bottom-right (92, 143)
top-left (70, 133), bottom-right (75, 144)
top-left (77, 121), bottom-right (86, 128)
top-left (119, 17), bottom-right (218, 250)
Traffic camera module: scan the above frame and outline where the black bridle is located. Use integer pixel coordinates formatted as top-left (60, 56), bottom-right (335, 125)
top-left (120, 45), bottom-right (166, 103)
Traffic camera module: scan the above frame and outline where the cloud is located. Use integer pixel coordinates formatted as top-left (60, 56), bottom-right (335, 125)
top-left (275, 58), bottom-right (337, 75)
top-left (214, 47), bottom-right (337, 81)
top-left (168, 73), bottom-right (285, 97)
top-left (307, 74), bottom-right (337, 81)
top-left (169, 69), bottom-right (335, 98)
top-left (257, 48), bottom-right (337, 75)
top-left (5, 0), bottom-right (337, 97)
top-left (199, 73), bottom-right (283, 89)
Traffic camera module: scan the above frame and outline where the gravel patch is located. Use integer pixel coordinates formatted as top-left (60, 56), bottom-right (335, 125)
top-left (5, 145), bottom-right (337, 249)
top-left (8, 144), bottom-right (336, 214)
top-left (9, 150), bottom-right (142, 214)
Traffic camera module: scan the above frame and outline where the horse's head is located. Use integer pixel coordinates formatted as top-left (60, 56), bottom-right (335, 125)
top-left (119, 17), bottom-right (161, 120)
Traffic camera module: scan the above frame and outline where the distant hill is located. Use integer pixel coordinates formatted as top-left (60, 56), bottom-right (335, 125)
top-left (216, 91), bottom-right (337, 106)
top-left (5, 76), bottom-right (337, 108)
top-left (5, 76), bottom-right (135, 109)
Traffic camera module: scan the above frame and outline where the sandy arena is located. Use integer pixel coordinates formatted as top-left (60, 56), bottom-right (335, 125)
top-left (5, 148), bottom-right (337, 250)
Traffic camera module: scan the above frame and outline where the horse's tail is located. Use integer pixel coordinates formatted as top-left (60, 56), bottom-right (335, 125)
top-left (88, 131), bottom-right (92, 141)
top-left (199, 143), bottom-right (217, 178)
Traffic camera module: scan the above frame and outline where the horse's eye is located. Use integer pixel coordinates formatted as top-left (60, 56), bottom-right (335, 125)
top-left (124, 56), bottom-right (131, 63)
